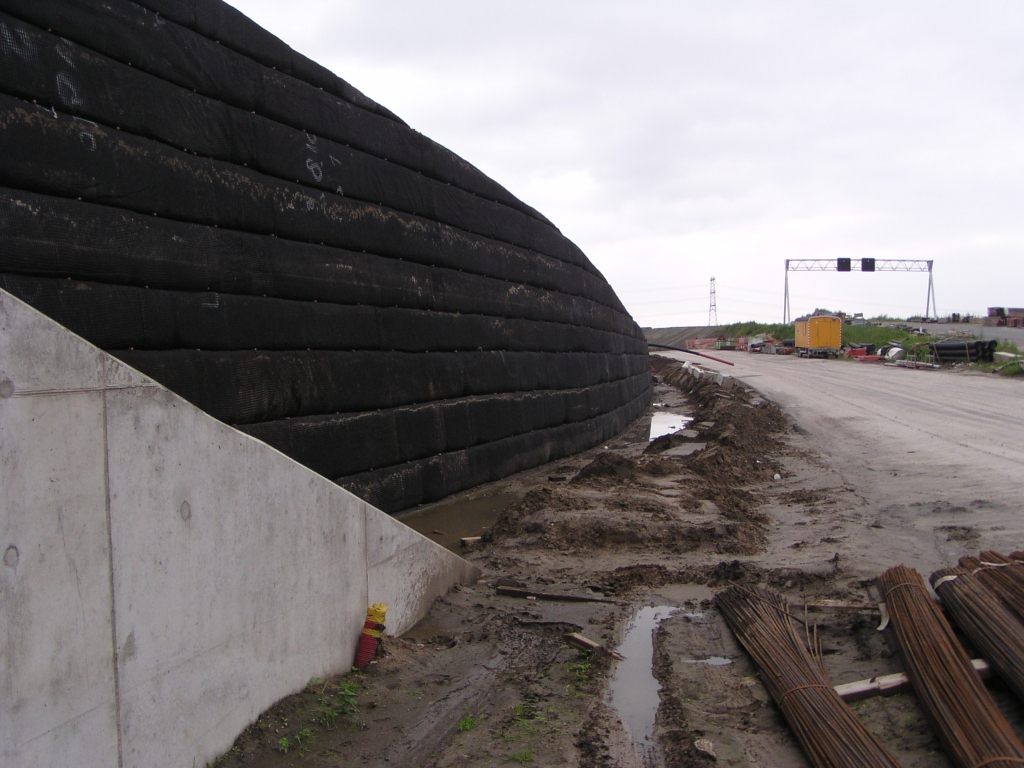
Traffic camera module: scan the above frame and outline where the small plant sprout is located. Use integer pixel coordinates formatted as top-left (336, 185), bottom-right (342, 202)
top-left (510, 748), bottom-right (535, 763)
top-left (276, 737), bottom-right (290, 754)
top-left (457, 713), bottom-right (477, 731)
top-left (295, 728), bottom-right (315, 755)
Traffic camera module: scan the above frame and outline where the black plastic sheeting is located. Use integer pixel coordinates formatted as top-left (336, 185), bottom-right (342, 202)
top-left (0, 0), bottom-right (652, 512)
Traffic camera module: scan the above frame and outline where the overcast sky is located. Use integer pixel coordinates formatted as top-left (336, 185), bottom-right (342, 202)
top-left (227, 0), bottom-right (1023, 327)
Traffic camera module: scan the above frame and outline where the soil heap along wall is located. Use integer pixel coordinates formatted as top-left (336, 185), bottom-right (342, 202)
top-left (0, 0), bottom-right (652, 512)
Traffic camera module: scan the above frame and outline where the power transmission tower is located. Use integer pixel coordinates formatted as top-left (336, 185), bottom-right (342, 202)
top-left (708, 276), bottom-right (718, 326)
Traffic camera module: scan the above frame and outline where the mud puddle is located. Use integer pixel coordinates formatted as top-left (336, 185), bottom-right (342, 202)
top-left (609, 605), bottom-right (678, 765)
top-left (681, 655), bottom-right (732, 666)
top-left (398, 492), bottom-right (517, 552)
top-left (649, 412), bottom-right (693, 440)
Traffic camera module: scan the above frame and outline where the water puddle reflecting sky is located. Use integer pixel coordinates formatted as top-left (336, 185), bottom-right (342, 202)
top-left (649, 413), bottom-right (693, 441)
top-left (608, 605), bottom-right (677, 765)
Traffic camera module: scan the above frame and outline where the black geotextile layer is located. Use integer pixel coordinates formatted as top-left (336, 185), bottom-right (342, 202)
top-left (0, 0), bottom-right (556, 231)
top-left (110, 348), bottom-right (651, 425)
top-left (0, 14), bottom-right (578, 271)
top-left (0, 0), bottom-right (652, 511)
top-left (0, 276), bottom-right (647, 356)
top-left (0, 190), bottom-right (637, 338)
top-left (131, 0), bottom-right (407, 125)
top-left (238, 373), bottom-right (652, 480)
top-left (0, 97), bottom-right (630, 319)
top-left (338, 389), bottom-right (653, 513)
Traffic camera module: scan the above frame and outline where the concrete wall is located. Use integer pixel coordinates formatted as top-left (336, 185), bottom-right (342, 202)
top-left (0, 289), bottom-right (480, 768)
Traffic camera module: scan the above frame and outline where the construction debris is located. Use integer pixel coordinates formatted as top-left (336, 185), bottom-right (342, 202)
top-left (834, 659), bottom-right (992, 703)
top-left (495, 585), bottom-right (616, 603)
top-left (562, 632), bottom-right (625, 660)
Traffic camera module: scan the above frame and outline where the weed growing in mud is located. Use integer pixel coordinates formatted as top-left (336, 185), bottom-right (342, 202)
top-left (276, 736), bottom-right (290, 753)
top-left (457, 713), bottom-right (477, 731)
top-left (294, 728), bottom-right (315, 756)
top-left (566, 655), bottom-right (592, 684)
top-left (510, 748), bottom-right (535, 763)
top-left (513, 702), bottom-right (537, 721)
top-left (314, 679), bottom-right (360, 729)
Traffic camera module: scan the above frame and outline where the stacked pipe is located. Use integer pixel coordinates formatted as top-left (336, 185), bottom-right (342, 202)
top-left (928, 340), bottom-right (998, 363)
top-left (0, 0), bottom-right (651, 512)
top-left (930, 565), bottom-right (1024, 703)
top-left (717, 585), bottom-right (902, 768)
top-left (879, 565), bottom-right (1024, 768)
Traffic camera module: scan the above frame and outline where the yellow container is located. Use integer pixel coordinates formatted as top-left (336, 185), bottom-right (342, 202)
top-left (795, 316), bottom-right (842, 350)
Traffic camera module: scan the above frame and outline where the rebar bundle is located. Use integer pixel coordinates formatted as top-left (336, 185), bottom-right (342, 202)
top-left (879, 565), bottom-right (1024, 768)
top-left (959, 553), bottom-right (1024, 622)
top-left (717, 585), bottom-right (902, 768)
top-left (931, 565), bottom-right (1024, 704)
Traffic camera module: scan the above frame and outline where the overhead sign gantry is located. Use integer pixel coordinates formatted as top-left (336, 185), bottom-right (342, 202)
top-left (782, 259), bottom-right (937, 323)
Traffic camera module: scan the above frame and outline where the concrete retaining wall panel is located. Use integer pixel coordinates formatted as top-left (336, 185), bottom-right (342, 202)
top-left (365, 506), bottom-right (479, 637)
top-left (0, 389), bottom-right (120, 767)
top-left (104, 385), bottom-right (370, 766)
top-left (0, 289), bottom-right (480, 768)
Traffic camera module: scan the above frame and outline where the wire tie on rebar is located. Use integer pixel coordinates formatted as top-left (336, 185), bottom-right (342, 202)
top-left (776, 684), bottom-right (833, 705)
top-left (933, 574), bottom-right (959, 589)
top-left (972, 562), bottom-right (1013, 575)
top-left (969, 758), bottom-right (1024, 768)
top-left (883, 581), bottom-right (927, 600)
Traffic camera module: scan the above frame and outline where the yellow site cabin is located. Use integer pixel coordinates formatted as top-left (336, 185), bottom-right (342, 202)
top-left (794, 315), bottom-right (842, 358)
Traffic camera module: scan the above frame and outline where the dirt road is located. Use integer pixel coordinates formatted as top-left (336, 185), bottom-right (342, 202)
top-left (661, 351), bottom-right (1024, 580)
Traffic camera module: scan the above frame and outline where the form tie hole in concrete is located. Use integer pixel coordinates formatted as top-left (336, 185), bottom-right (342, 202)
top-left (0, 379), bottom-right (14, 398)
top-left (4, 545), bottom-right (19, 568)
top-left (179, 501), bottom-right (191, 521)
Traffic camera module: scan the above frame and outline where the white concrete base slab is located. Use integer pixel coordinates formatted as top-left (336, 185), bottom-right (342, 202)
top-left (0, 289), bottom-right (479, 768)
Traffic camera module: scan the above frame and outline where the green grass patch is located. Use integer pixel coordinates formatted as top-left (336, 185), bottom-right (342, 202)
top-left (717, 321), bottom-right (795, 339)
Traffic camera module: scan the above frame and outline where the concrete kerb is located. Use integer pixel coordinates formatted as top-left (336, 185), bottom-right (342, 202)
top-left (0, 289), bottom-right (480, 768)
top-left (677, 359), bottom-right (737, 389)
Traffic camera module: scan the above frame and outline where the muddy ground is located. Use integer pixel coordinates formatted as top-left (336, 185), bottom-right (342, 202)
top-left (210, 355), bottom-right (1023, 768)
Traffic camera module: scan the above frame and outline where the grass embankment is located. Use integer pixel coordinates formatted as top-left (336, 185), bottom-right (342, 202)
top-left (717, 321), bottom-right (927, 346)
top-left (718, 321), bottom-right (795, 339)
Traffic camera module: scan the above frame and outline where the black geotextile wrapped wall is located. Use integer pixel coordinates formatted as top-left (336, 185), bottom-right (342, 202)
top-left (0, 0), bottom-right (652, 512)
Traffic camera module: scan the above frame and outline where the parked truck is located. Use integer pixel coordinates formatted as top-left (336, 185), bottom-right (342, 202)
top-left (795, 314), bottom-right (842, 358)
